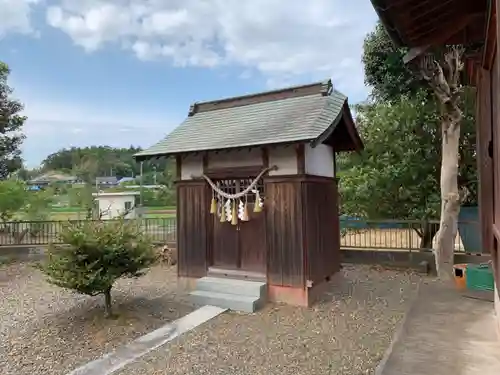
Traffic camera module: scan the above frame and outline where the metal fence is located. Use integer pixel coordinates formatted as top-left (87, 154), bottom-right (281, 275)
top-left (0, 217), bottom-right (482, 253)
top-left (339, 218), bottom-right (481, 253)
top-left (0, 218), bottom-right (177, 246)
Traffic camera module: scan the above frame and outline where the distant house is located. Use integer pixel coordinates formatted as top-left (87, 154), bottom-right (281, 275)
top-left (27, 172), bottom-right (83, 190)
top-left (95, 176), bottom-right (118, 189)
top-left (92, 191), bottom-right (140, 220)
top-left (117, 177), bottom-right (136, 185)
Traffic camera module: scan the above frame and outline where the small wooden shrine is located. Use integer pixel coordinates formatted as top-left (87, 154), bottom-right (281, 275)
top-left (135, 79), bottom-right (363, 306)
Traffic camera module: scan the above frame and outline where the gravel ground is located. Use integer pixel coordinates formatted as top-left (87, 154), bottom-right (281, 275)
top-left (117, 265), bottom-right (423, 375)
top-left (0, 262), bottom-right (194, 375)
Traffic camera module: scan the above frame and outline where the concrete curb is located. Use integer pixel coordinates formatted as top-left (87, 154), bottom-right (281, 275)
top-left (0, 246), bottom-right (47, 263)
top-left (66, 305), bottom-right (227, 375)
top-left (374, 281), bottom-right (422, 375)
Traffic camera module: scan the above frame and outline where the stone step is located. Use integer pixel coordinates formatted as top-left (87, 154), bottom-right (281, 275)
top-left (189, 290), bottom-right (263, 313)
top-left (195, 277), bottom-right (267, 298)
top-left (207, 267), bottom-right (266, 282)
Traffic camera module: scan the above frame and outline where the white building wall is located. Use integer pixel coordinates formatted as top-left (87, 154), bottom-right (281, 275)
top-left (180, 154), bottom-right (204, 180)
top-left (268, 146), bottom-right (297, 176)
top-left (304, 144), bottom-right (335, 177)
top-left (95, 195), bottom-right (137, 219)
top-left (179, 145), bottom-right (298, 179)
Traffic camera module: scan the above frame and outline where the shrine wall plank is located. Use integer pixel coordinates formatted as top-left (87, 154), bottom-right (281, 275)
top-left (176, 180), bottom-right (211, 278)
top-left (302, 177), bottom-right (341, 284)
top-left (264, 177), bottom-right (305, 287)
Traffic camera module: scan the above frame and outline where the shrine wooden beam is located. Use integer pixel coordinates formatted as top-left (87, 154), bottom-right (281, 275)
top-left (403, 15), bottom-right (476, 64)
top-left (481, 0), bottom-right (497, 70)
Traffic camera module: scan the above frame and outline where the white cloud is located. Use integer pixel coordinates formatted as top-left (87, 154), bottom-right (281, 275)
top-left (45, 0), bottom-right (378, 90)
top-left (2, 1), bottom-right (380, 165)
top-left (16, 90), bottom-right (178, 167)
top-left (0, 0), bottom-right (40, 37)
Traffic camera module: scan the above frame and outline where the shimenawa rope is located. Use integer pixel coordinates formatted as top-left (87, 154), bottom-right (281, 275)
top-left (199, 166), bottom-right (277, 199)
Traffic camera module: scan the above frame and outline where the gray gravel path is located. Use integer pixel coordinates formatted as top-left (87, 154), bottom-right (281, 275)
top-left (117, 265), bottom-right (422, 375)
top-left (0, 262), bottom-right (194, 375)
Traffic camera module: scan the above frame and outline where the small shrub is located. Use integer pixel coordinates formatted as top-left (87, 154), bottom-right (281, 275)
top-left (156, 244), bottom-right (177, 265)
top-left (37, 219), bottom-right (158, 317)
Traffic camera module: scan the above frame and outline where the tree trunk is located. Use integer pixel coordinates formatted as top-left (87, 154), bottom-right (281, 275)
top-left (103, 287), bottom-right (113, 318)
top-left (418, 47), bottom-right (465, 281)
top-left (434, 124), bottom-right (461, 279)
top-left (419, 222), bottom-right (439, 249)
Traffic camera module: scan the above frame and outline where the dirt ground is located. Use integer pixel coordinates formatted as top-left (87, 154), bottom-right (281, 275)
top-left (0, 263), bottom-right (194, 375)
top-left (116, 265), bottom-right (423, 375)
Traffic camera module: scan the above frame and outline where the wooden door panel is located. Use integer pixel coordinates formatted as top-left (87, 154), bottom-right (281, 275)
top-left (212, 216), bottom-right (239, 269)
top-left (239, 205), bottom-right (267, 273)
top-left (210, 176), bottom-right (266, 272)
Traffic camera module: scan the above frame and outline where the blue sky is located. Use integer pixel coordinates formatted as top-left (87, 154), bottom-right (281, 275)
top-left (0, 0), bottom-right (378, 167)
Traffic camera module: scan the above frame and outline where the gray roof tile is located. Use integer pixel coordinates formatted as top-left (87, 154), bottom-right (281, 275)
top-left (135, 85), bottom-right (347, 158)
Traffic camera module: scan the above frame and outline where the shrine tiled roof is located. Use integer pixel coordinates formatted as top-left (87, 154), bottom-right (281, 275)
top-left (135, 79), bottom-right (358, 160)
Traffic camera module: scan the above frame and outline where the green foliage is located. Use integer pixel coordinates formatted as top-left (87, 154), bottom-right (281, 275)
top-left (140, 188), bottom-right (176, 207)
top-left (38, 219), bottom-right (158, 317)
top-left (457, 89), bottom-right (478, 206)
top-left (13, 167), bottom-right (39, 181)
top-left (40, 146), bottom-right (173, 183)
top-left (0, 179), bottom-right (27, 223)
top-left (0, 62), bottom-right (26, 179)
top-left (67, 185), bottom-right (95, 218)
top-left (339, 92), bottom-right (440, 220)
top-left (339, 88), bottom-right (477, 221)
top-left (362, 22), bottom-right (428, 102)
top-left (0, 180), bottom-right (54, 237)
top-left (354, 22), bottom-right (478, 225)
top-left (23, 188), bottom-right (54, 222)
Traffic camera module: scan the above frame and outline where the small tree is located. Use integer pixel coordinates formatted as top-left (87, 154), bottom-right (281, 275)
top-left (68, 185), bottom-right (95, 219)
top-left (0, 179), bottom-right (27, 224)
top-left (22, 189), bottom-right (55, 236)
top-left (38, 219), bottom-right (158, 317)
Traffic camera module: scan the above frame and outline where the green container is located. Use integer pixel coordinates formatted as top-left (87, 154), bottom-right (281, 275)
top-left (465, 263), bottom-right (494, 291)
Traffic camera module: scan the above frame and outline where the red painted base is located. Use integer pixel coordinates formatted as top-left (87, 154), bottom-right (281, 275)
top-left (268, 273), bottom-right (340, 307)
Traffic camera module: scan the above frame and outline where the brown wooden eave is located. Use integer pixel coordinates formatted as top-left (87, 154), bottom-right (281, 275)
top-left (312, 101), bottom-right (364, 153)
top-left (371, 0), bottom-right (488, 48)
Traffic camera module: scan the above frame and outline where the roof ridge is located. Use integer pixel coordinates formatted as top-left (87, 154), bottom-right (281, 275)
top-left (188, 79), bottom-right (333, 116)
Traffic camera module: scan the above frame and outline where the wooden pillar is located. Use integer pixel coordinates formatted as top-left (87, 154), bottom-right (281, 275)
top-left (477, 69), bottom-right (494, 254)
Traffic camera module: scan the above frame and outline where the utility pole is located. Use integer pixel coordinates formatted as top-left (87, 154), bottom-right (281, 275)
top-left (139, 161), bottom-right (144, 207)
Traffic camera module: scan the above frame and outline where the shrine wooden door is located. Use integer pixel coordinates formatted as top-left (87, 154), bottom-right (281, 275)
top-left (211, 178), bottom-right (266, 274)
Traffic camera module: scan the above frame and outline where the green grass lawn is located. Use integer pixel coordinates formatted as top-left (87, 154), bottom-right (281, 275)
top-left (143, 213), bottom-right (176, 219)
top-left (50, 206), bottom-right (84, 213)
top-left (142, 206), bottom-right (176, 211)
top-left (10, 206), bottom-right (177, 221)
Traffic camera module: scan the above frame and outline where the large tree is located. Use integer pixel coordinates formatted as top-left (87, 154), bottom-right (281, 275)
top-left (0, 62), bottom-right (26, 179)
top-left (339, 22), bottom-right (477, 253)
top-left (362, 22), bottom-right (425, 101)
top-left (339, 92), bottom-right (440, 247)
top-left (339, 88), bottom-right (476, 248)
top-left (416, 47), bottom-right (468, 279)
